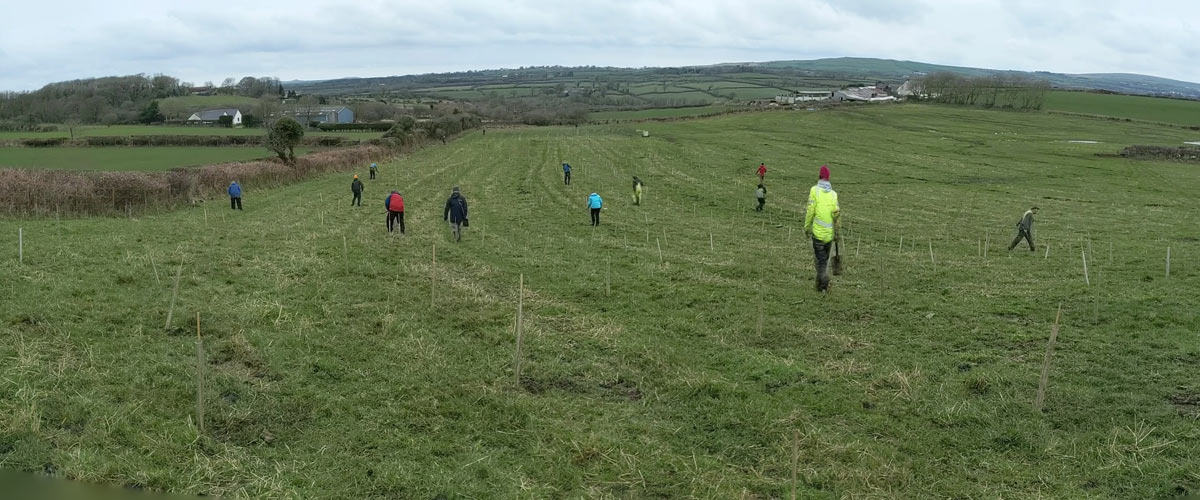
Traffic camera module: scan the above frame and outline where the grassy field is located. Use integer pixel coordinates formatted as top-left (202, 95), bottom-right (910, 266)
top-left (0, 126), bottom-right (382, 140)
top-left (0, 147), bottom-right (314, 171)
top-left (1044, 91), bottom-right (1200, 127)
top-left (588, 104), bottom-right (737, 121)
top-left (1, 106), bottom-right (1198, 498)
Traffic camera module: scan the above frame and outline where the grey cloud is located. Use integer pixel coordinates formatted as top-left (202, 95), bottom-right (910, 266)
top-left (1, 0), bottom-right (1198, 91)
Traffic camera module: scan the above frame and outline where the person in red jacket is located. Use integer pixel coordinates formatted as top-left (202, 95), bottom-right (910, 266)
top-left (384, 190), bottom-right (405, 234)
top-left (757, 163), bottom-right (767, 182)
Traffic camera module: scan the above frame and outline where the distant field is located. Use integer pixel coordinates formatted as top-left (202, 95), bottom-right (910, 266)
top-left (1044, 91), bottom-right (1200, 127)
top-left (0, 126), bottom-right (380, 139)
top-left (0, 146), bottom-right (314, 171)
top-left (588, 104), bottom-right (736, 121)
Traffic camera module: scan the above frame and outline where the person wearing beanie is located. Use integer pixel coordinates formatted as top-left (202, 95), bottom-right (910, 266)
top-left (384, 190), bottom-right (405, 234)
top-left (350, 175), bottom-right (364, 207)
top-left (1008, 206), bottom-right (1039, 251)
top-left (443, 186), bottom-right (468, 242)
top-left (803, 165), bottom-right (840, 292)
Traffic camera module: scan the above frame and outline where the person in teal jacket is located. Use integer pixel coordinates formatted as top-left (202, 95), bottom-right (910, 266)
top-left (587, 192), bottom-right (603, 226)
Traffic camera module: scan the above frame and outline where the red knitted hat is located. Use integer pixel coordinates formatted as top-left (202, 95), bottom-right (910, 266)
top-left (819, 165), bottom-right (830, 180)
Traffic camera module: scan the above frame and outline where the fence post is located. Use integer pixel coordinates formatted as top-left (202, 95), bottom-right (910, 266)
top-left (17, 227), bottom-right (22, 265)
top-left (1166, 246), bottom-right (1171, 277)
top-left (1081, 250), bottom-right (1090, 286)
top-left (431, 244), bottom-right (437, 308)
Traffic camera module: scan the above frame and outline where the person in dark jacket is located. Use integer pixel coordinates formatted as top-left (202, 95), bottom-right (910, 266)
top-left (562, 163), bottom-right (572, 185)
top-left (228, 181), bottom-right (243, 210)
top-left (755, 184), bottom-right (767, 212)
top-left (351, 175), bottom-right (364, 207)
top-left (384, 190), bottom-right (405, 234)
top-left (1008, 206), bottom-right (1038, 251)
top-left (443, 186), bottom-right (468, 242)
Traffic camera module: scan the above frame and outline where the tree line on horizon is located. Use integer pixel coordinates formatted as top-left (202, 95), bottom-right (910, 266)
top-left (0, 74), bottom-right (285, 129)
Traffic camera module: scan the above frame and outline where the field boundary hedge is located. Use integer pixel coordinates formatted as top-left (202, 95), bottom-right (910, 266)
top-left (0, 134), bottom-right (455, 218)
top-left (2, 135), bottom-right (362, 148)
top-left (1119, 145), bottom-right (1200, 162)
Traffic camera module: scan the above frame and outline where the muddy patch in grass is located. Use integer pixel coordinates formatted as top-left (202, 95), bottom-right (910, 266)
top-left (1168, 391), bottom-right (1200, 417)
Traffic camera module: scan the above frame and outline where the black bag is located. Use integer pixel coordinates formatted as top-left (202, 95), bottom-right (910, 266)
top-left (462, 218), bottom-right (469, 227)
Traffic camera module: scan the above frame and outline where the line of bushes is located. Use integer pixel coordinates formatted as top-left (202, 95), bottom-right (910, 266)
top-left (0, 133), bottom-right (461, 218)
top-left (7, 135), bottom-right (361, 148)
top-left (1119, 145), bottom-right (1200, 162)
top-left (316, 122), bottom-right (393, 132)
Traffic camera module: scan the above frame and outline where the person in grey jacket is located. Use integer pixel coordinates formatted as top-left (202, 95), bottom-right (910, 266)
top-left (1008, 206), bottom-right (1039, 251)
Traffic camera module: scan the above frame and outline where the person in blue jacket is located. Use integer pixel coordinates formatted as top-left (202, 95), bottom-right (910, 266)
top-left (228, 181), bottom-right (243, 210)
top-left (587, 192), bottom-right (603, 226)
top-left (562, 163), bottom-right (572, 185)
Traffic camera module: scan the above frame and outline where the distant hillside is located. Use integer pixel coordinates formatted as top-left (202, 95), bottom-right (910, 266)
top-left (286, 57), bottom-right (1200, 100)
top-left (756, 58), bottom-right (1200, 98)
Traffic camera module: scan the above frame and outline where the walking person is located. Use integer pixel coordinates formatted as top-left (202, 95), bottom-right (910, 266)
top-left (369, 162), bottom-right (378, 180)
top-left (1008, 206), bottom-right (1039, 251)
top-left (803, 165), bottom-right (840, 292)
top-left (563, 163), bottom-right (572, 185)
top-left (384, 190), bottom-right (405, 234)
top-left (443, 186), bottom-right (468, 242)
top-left (351, 175), bottom-right (364, 207)
top-left (228, 181), bottom-right (243, 210)
top-left (757, 163), bottom-right (767, 183)
top-left (755, 184), bottom-right (767, 212)
top-left (632, 176), bottom-right (644, 206)
top-left (588, 192), bottom-right (603, 226)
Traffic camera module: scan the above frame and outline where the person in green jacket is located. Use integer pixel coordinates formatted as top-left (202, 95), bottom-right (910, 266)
top-left (803, 165), bottom-right (840, 292)
top-left (1008, 206), bottom-right (1039, 251)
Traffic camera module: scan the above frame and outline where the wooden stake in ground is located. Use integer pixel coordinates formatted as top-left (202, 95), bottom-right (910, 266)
top-left (165, 260), bottom-right (184, 330)
top-left (1034, 304), bottom-right (1063, 412)
top-left (605, 258), bottom-right (611, 296)
top-left (656, 238), bottom-right (663, 263)
top-left (1045, 243), bottom-right (1050, 259)
top-left (431, 244), bottom-right (437, 308)
top-left (983, 232), bottom-right (989, 258)
top-left (756, 305), bottom-right (764, 337)
top-left (1081, 250), bottom-right (1090, 286)
top-left (1166, 246), bottom-right (1171, 277)
top-left (149, 252), bottom-right (160, 285)
top-left (203, 206), bottom-right (208, 227)
top-left (929, 239), bottom-right (936, 270)
top-left (899, 235), bottom-right (903, 253)
top-left (513, 274), bottom-right (525, 386)
top-left (790, 429), bottom-right (800, 500)
top-left (709, 233), bottom-right (714, 252)
top-left (17, 227), bottom-right (22, 265)
top-left (195, 312), bottom-right (205, 434)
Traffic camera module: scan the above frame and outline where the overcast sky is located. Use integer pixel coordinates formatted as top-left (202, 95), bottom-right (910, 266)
top-left (1, 0), bottom-right (1197, 91)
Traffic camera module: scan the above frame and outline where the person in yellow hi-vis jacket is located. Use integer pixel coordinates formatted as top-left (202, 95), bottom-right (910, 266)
top-left (804, 165), bottom-right (840, 292)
